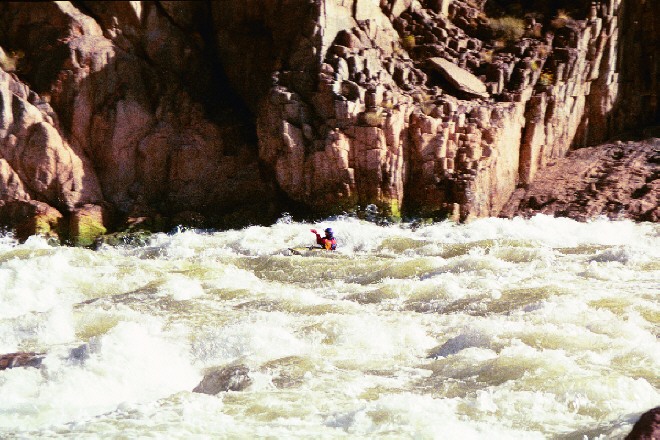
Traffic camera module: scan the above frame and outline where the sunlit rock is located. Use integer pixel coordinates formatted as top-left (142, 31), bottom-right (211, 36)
top-left (69, 204), bottom-right (108, 247)
top-left (500, 139), bottom-right (660, 222)
top-left (427, 57), bottom-right (489, 98)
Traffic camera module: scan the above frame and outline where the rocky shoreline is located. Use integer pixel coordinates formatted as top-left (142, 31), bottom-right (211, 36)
top-left (501, 134), bottom-right (659, 222)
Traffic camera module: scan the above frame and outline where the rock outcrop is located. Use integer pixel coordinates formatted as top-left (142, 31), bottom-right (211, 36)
top-left (256, 0), bottom-right (658, 221)
top-left (500, 136), bottom-right (659, 221)
top-left (0, 0), bottom-right (658, 241)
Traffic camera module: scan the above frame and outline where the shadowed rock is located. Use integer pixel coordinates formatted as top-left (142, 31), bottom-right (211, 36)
top-left (626, 407), bottom-right (660, 440)
top-left (0, 200), bottom-right (62, 241)
top-left (193, 365), bottom-right (251, 395)
top-left (67, 343), bottom-right (91, 365)
top-left (501, 139), bottom-right (659, 222)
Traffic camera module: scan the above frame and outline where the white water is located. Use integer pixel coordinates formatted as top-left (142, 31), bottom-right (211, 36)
top-left (0, 215), bottom-right (658, 439)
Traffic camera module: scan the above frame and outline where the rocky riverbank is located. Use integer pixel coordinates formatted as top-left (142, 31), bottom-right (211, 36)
top-left (501, 134), bottom-right (659, 222)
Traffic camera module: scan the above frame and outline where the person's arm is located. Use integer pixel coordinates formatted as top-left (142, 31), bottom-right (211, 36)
top-left (310, 229), bottom-right (323, 245)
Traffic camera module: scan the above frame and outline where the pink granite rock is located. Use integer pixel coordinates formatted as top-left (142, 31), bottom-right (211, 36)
top-left (0, 0), bottom-right (657, 231)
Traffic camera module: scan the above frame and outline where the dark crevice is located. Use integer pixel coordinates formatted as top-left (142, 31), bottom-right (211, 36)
top-left (631, 185), bottom-right (651, 199)
top-left (484, 0), bottom-right (590, 21)
top-left (153, 1), bottom-right (183, 32)
top-left (191, 2), bottom-right (256, 142)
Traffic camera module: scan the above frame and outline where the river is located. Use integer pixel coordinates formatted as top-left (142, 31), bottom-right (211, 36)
top-left (0, 215), bottom-right (658, 439)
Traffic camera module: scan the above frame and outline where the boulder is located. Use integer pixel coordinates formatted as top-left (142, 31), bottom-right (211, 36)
top-left (0, 200), bottom-right (63, 241)
top-left (69, 204), bottom-right (108, 247)
top-left (626, 407), bottom-right (660, 440)
top-left (427, 57), bottom-right (489, 98)
top-left (193, 365), bottom-right (251, 395)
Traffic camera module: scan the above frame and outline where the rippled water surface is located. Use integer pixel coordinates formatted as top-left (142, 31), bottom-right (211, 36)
top-left (0, 216), bottom-right (658, 439)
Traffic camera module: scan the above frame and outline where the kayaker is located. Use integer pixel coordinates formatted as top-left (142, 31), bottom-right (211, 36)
top-left (310, 227), bottom-right (337, 250)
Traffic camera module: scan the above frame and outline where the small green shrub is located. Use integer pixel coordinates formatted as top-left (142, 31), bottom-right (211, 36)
top-left (412, 91), bottom-right (430, 103)
top-left (421, 101), bottom-right (436, 116)
top-left (480, 49), bottom-right (494, 64)
top-left (363, 111), bottom-right (384, 127)
top-left (489, 16), bottom-right (525, 45)
top-left (550, 10), bottom-right (572, 29)
top-left (401, 35), bottom-right (416, 51)
top-left (538, 71), bottom-right (554, 86)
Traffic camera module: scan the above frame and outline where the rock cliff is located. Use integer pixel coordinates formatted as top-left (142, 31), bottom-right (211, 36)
top-left (0, 0), bottom-right (657, 242)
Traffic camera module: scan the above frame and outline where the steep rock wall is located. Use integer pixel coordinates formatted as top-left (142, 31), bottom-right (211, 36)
top-left (254, 0), bottom-right (657, 221)
top-left (0, 1), bottom-right (274, 240)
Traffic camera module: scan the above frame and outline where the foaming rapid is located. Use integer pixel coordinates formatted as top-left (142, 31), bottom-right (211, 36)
top-left (0, 215), bottom-right (658, 438)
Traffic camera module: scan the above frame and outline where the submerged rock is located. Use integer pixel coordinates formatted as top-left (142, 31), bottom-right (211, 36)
top-left (193, 365), bottom-right (251, 395)
top-left (95, 230), bottom-right (153, 248)
top-left (259, 355), bottom-right (314, 389)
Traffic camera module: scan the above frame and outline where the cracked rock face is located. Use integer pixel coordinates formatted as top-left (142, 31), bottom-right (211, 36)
top-left (0, 0), bottom-right (658, 241)
top-left (253, 0), bottom-right (658, 221)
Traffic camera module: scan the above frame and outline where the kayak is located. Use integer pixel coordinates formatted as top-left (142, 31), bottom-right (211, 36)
top-left (286, 246), bottom-right (346, 257)
top-left (287, 246), bottom-right (325, 256)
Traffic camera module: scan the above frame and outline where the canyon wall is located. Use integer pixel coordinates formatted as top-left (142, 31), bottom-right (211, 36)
top-left (0, 0), bottom-right (657, 242)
